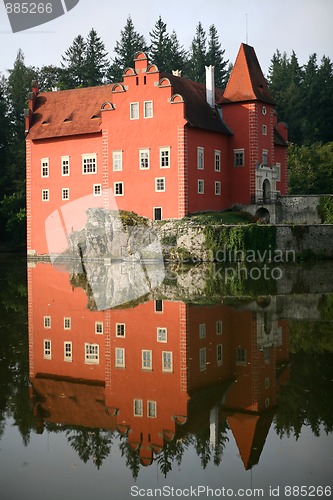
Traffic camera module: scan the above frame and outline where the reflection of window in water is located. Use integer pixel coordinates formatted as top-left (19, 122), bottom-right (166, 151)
top-left (263, 346), bottom-right (270, 364)
top-left (236, 347), bottom-right (246, 366)
top-left (95, 321), bottom-right (103, 334)
top-left (115, 347), bottom-right (125, 368)
top-left (263, 312), bottom-right (272, 336)
top-left (199, 323), bottom-right (206, 338)
top-left (142, 350), bottom-right (152, 370)
top-left (116, 323), bottom-right (125, 337)
top-left (162, 351), bottom-right (173, 372)
top-left (216, 320), bottom-right (223, 335)
top-left (200, 347), bottom-right (206, 371)
top-left (157, 327), bottom-right (167, 342)
top-left (147, 401), bottom-right (157, 418)
top-left (85, 343), bottom-right (99, 364)
top-left (217, 344), bottom-right (223, 366)
top-left (133, 399), bottom-right (143, 417)
top-left (43, 339), bottom-right (52, 359)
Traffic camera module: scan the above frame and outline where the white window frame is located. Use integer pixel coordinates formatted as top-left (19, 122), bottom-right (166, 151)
top-left (262, 125), bottom-right (267, 136)
top-left (42, 189), bottom-right (49, 201)
top-left (112, 150), bottom-right (123, 171)
top-left (160, 147), bottom-right (170, 168)
top-left (130, 102), bottom-right (139, 120)
top-left (61, 156), bottom-right (70, 176)
top-left (115, 347), bottom-right (125, 368)
top-left (155, 177), bottom-right (165, 192)
top-left (142, 350), bottom-right (152, 370)
top-left (82, 153), bottom-right (97, 174)
top-left (44, 316), bottom-right (51, 329)
top-left (43, 339), bottom-right (52, 360)
top-left (157, 327), bottom-right (167, 343)
top-left (64, 317), bottom-right (71, 330)
top-left (199, 347), bottom-right (206, 371)
top-left (215, 181), bottom-right (221, 196)
top-left (114, 181), bottom-right (124, 196)
top-left (275, 162), bottom-right (281, 181)
top-left (95, 321), bottom-right (103, 335)
top-left (93, 184), bottom-right (102, 196)
top-left (62, 188), bottom-right (70, 201)
top-left (116, 323), bottom-right (126, 338)
top-left (139, 148), bottom-right (150, 170)
top-left (134, 399), bottom-right (143, 417)
top-left (216, 320), bottom-right (223, 335)
top-left (199, 323), bottom-right (206, 339)
top-left (162, 351), bottom-right (173, 372)
top-left (197, 147), bottom-right (204, 169)
top-left (41, 157), bottom-right (49, 178)
top-left (64, 341), bottom-right (72, 362)
top-left (234, 149), bottom-right (245, 167)
top-left (85, 343), bottom-right (99, 364)
top-left (198, 179), bottom-right (204, 194)
top-left (147, 400), bottom-right (157, 418)
top-left (217, 344), bottom-right (223, 366)
top-left (144, 100), bottom-right (153, 118)
top-left (214, 150), bottom-right (221, 172)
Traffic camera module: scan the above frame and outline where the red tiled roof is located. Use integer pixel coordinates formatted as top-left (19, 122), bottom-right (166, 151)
top-left (220, 43), bottom-right (274, 105)
top-left (27, 85), bottom-right (114, 140)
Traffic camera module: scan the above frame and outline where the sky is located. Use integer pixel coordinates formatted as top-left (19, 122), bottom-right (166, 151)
top-left (0, 0), bottom-right (333, 78)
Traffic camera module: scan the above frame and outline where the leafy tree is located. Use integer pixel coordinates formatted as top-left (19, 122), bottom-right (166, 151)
top-left (37, 64), bottom-right (62, 92)
top-left (109, 16), bottom-right (148, 82)
top-left (206, 24), bottom-right (229, 88)
top-left (188, 22), bottom-right (207, 83)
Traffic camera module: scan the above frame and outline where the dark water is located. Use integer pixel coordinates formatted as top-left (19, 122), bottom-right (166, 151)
top-left (0, 255), bottom-right (332, 500)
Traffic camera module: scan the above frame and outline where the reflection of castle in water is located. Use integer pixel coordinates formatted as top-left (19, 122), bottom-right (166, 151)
top-left (28, 262), bottom-right (290, 471)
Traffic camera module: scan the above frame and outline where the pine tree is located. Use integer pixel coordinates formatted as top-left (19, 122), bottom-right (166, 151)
top-left (168, 30), bottom-right (188, 74)
top-left (37, 65), bottom-right (62, 92)
top-left (317, 56), bottom-right (333, 143)
top-left (188, 22), bottom-right (207, 83)
top-left (149, 16), bottom-right (172, 70)
top-left (60, 34), bottom-right (87, 88)
top-left (109, 16), bottom-right (148, 82)
top-left (206, 24), bottom-right (229, 88)
top-left (84, 28), bottom-right (109, 86)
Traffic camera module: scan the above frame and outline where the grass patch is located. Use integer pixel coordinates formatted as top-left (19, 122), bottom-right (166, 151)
top-left (182, 210), bottom-right (256, 225)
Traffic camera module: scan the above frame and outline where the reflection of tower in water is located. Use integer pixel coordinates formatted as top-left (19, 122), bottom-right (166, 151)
top-left (28, 261), bottom-right (290, 471)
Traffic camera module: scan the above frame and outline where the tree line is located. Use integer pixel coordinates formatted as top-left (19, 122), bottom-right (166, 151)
top-left (0, 15), bottom-right (333, 246)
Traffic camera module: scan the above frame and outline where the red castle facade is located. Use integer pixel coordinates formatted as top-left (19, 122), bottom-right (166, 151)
top-left (25, 43), bottom-right (288, 256)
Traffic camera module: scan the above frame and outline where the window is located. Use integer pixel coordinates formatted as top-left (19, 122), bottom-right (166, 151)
top-left (61, 156), bottom-right (70, 176)
top-left (41, 158), bottom-right (49, 177)
top-left (155, 300), bottom-right (163, 313)
top-left (155, 177), bottom-right (165, 192)
top-left (214, 150), bottom-right (221, 171)
top-left (64, 317), bottom-right (71, 330)
top-left (44, 316), bottom-right (51, 329)
top-left (216, 320), bottom-right (223, 335)
top-left (199, 348), bottom-right (206, 371)
top-left (62, 188), bottom-right (69, 200)
top-left (44, 340), bottom-right (52, 359)
top-left (139, 149), bottom-right (150, 169)
top-left (116, 323), bottom-right (126, 337)
top-left (215, 181), bottom-right (221, 195)
top-left (265, 377), bottom-right (270, 389)
top-left (153, 207), bottom-right (162, 221)
top-left (93, 184), bottom-right (102, 196)
top-left (234, 149), bottom-right (244, 167)
top-left (142, 350), bottom-right (152, 370)
top-left (113, 150), bottom-right (123, 171)
top-left (82, 154), bottom-right (97, 174)
top-left (197, 147), bottom-right (204, 169)
top-left (262, 150), bottom-right (268, 166)
top-left (157, 327), bottom-right (167, 343)
top-left (114, 182), bottom-right (124, 196)
top-left (162, 351), bottom-right (173, 372)
top-left (95, 322), bottom-right (103, 334)
top-left (262, 125), bottom-right (267, 136)
top-left (144, 100), bottom-right (153, 118)
top-left (236, 347), bottom-right (246, 366)
top-left (115, 347), bottom-right (125, 368)
top-left (160, 147), bottom-right (170, 168)
top-left (64, 341), bottom-right (72, 362)
top-left (130, 102), bottom-right (139, 119)
top-left (134, 399), bottom-right (143, 416)
top-left (275, 162), bottom-right (281, 181)
top-left (147, 400), bottom-right (157, 418)
top-left (85, 343), bottom-right (99, 364)
top-left (199, 323), bottom-right (206, 339)
top-left (198, 179), bottom-right (204, 194)
top-left (217, 344), bottom-right (223, 366)
top-left (42, 189), bottom-right (49, 201)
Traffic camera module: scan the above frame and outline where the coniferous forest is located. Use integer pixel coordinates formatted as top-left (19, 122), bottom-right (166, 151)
top-left (1, 16), bottom-right (333, 247)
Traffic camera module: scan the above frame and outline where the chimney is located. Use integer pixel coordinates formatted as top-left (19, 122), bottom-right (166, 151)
top-left (205, 65), bottom-right (215, 107)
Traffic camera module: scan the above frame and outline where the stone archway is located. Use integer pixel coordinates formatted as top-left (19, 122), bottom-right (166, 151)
top-left (263, 179), bottom-right (271, 203)
top-left (255, 207), bottom-right (270, 223)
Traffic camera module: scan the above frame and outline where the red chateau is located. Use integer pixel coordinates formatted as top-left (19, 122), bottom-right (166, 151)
top-left (25, 43), bottom-right (288, 256)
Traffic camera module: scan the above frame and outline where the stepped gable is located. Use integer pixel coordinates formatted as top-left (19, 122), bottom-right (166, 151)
top-left (28, 84), bottom-right (113, 140)
top-left (220, 43), bottom-right (275, 105)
